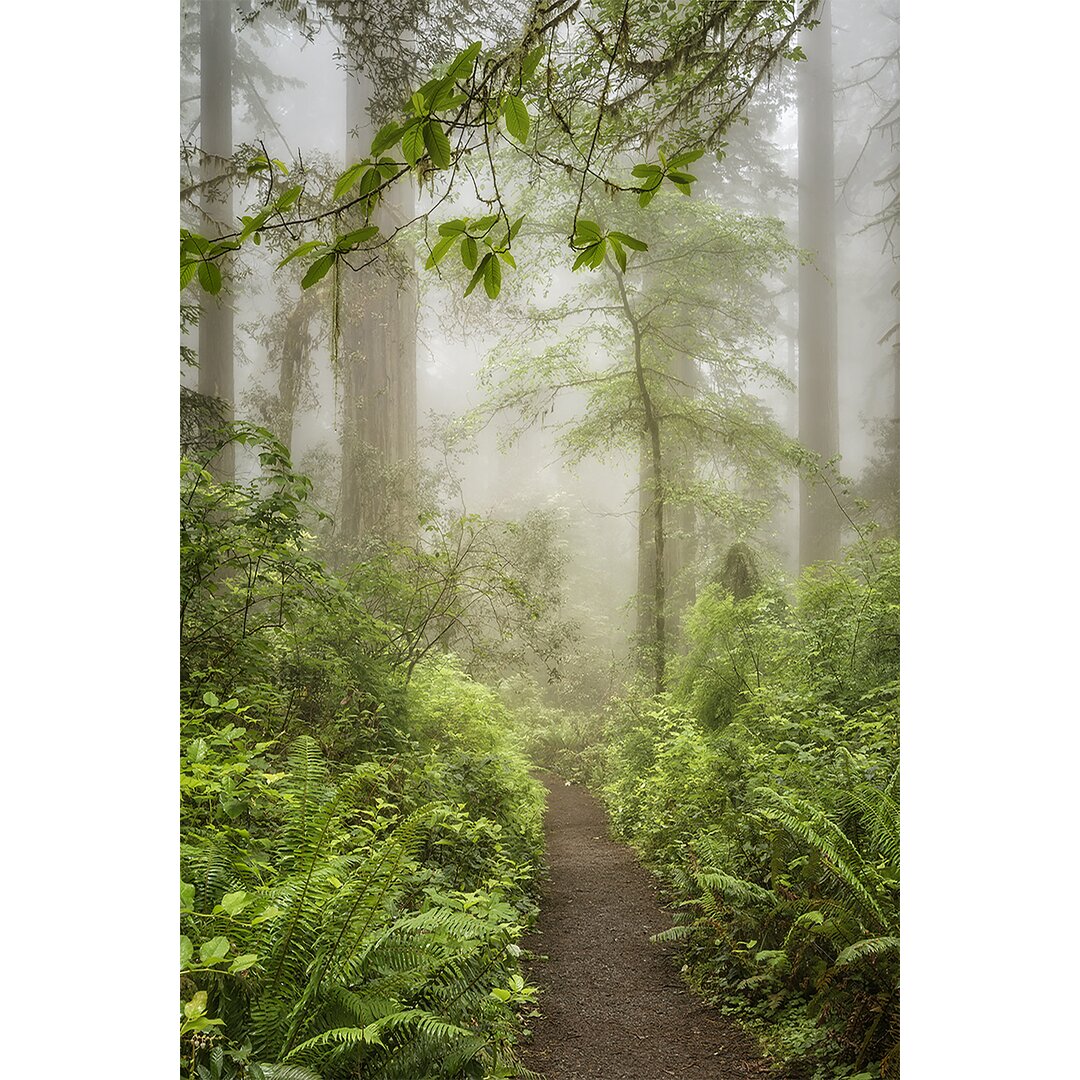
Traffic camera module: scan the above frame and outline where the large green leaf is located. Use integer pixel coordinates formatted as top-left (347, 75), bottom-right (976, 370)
top-left (197, 260), bottom-right (222, 294)
top-left (425, 233), bottom-right (457, 269)
top-left (200, 936), bottom-right (231, 964)
top-left (423, 121), bottom-right (452, 169)
top-left (402, 123), bottom-right (426, 166)
top-left (503, 95), bottom-right (530, 143)
top-left (483, 252), bottom-right (502, 298)
top-left (333, 163), bottom-right (365, 200)
top-left (447, 40), bottom-right (482, 81)
top-left (301, 253), bottom-right (335, 290)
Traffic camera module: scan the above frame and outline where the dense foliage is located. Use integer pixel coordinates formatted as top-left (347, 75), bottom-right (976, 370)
top-left (179, 4), bottom-right (900, 1077)
top-left (181, 426), bottom-right (546, 1080)
top-left (519, 542), bottom-right (899, 1078)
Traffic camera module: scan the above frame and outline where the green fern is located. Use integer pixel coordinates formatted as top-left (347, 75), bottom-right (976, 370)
top-left (182, 738), bottom-right (537, 1080)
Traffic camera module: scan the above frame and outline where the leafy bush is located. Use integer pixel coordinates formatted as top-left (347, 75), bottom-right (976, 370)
top-left (181, 426), bottom-right (545, 1080)
top-left (500, 675), bottom-right (608, 784)
top-left (599, 543), bottom-right (899, 1078)
top-left (181, 736), bottom-right (543, 1080)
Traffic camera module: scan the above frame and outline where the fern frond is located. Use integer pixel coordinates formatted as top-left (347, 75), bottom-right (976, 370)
top-left (835, 935), bottom-right (900, 967)
top-left (253, 1065), bottom-right (324, 1080)
top-left (754, 788), bottom-right (889, 929)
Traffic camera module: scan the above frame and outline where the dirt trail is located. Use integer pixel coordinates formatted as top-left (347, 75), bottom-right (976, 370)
top-left (521, 774), bottom-right (773, 1080)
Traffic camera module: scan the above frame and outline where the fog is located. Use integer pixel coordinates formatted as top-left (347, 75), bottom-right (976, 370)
top-left (181, 0), bottom-right (899, 701)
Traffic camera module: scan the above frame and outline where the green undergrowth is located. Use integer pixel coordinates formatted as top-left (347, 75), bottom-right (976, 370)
top-left (512, 542), bottom-right (899, 1080)
top-left (181, 426), bottom-right (545, 1080)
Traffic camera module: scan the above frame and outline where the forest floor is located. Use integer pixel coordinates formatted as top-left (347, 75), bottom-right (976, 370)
top-left (521, 774), bottom-right (776, 1080)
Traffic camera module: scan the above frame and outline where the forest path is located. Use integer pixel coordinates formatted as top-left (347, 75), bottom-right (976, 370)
top-left (521, 774), bottom-right (773, 1080)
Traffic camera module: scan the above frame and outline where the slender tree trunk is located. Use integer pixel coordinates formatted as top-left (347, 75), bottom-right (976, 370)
top-left (785, 289), bottom-right (800, 575)
top-left (618, 271), bottom-right (666, 695)
top-left (198, 0), bottom-right (235, 481)
top-left (797, 0), bottom-right (841, 565)
top-left (668, 351), bottom-right (698, 614)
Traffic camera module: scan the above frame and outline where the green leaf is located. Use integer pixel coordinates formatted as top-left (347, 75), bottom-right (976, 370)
top-left (437, 218), bottom-right (467, 236)
top-left (427, 76), bottom-right (458, 111)
top-left (182, 233), bottom-right (211, 257)
top-left (229, 953), bottom-right (259, 973)
top-left (503, 95), bottom-right (530, 143)
top-left (181, 880), bottom-right (196, 909)
top-left (483, 251), bottom-right (502, 298)
top-left (574, 218), bottom-right (602, 242)
top-left (464, 253), bottom-right (491, 297)
top-left (180, 935), bottom-right (193, 968)
top-left (522, 43), bottom-right (546, 81)
top-left (200, 936), bottom-right (231, 965)
top-left (184, 991), bottom-right (209, 1020)
top-left (402, 123), bottom-right (426, 166)
top-left (609, 236), bottom-right (627, 273)
top-left (410, 90), bottom-right (426, 116)
top-left (447, 41), bottom-right (482, 81)
top-left (498, 250), bottom-right (516, 268)
top-left (572, 244), bottom-right (598, 271)
top-left (508, 214), bottom-right (526, 242)
top-left (334, 163), bottom-right (365, 200)
top-left (278, 241), bottom-right (322, 269)
top-left (336, 225), bottom-right (379, 250)
top-left (219, 891), bottom-right (250, 916)
top-left (370, 121), bottom-right (402, 156)
top-left (425, 233), bottom-right (457, 269)
top-left (461, 235), bottom-right (478, 269)
top-left (181, 261), bottom-right (198, 289)
top-left (423, 122), bottom-right (452, 169)
top-left (631, 163), bottom-right (661, 178)
top-left (197, 261), bottom-right (222, 294)
top-left (301, 253), bottom-right (335, 290)
top-left (668, 148), bottom-right (704, 169)
top-left (608, 231), bottom-right (648, 251)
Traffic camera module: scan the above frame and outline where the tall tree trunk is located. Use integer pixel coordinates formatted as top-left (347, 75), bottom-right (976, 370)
top-left (338, 67), bottom-right (417, 543)
top-left (785, 289), bottom-right (800, 574)
top-left (797, 0), bottom-right (841, 566)
top-left (276, 301), bottom-right (311, 456)
top-left (198, 0), bottom-right (235, 481)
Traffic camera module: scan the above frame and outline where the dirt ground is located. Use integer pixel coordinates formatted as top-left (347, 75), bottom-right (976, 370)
top-left (520, 774), bottom-right (776, 1080)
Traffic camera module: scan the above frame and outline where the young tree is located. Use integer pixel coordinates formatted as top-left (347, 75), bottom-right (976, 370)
top-left (475, 189), bottom-right (796, 693)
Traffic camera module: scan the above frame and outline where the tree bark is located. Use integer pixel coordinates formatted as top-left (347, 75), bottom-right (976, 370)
top-left (276, 301), bottom-right (311, 456)
top-left (797, 0), bottom-right (841, 565)
top-left (198, 0), bottom-right (235, 481)
top-left (338, 66), bottom-right (417, 543)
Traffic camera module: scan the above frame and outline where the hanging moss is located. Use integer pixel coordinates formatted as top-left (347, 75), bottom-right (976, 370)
top-left (720, 542), bottom-right (761, 601)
